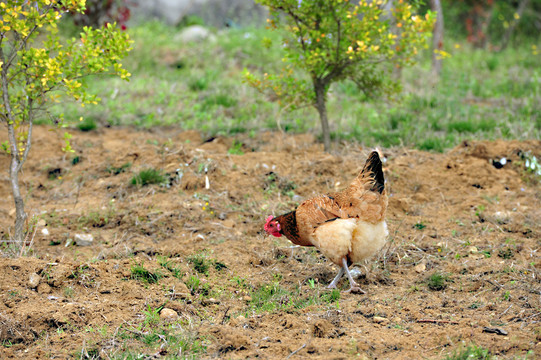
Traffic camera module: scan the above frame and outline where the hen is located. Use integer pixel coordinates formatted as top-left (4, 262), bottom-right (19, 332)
top-left (264, 151), bottom-right (388, 293)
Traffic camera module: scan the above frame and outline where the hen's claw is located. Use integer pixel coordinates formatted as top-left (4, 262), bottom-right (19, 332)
top-left (342, 286), bottom-right (366, 294)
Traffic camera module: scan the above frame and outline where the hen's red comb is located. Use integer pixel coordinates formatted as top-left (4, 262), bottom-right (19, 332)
top-left (264, 215), bottom-right (274, 231)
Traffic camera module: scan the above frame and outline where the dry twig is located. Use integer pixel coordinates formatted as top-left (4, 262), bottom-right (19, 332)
top-left (417, 319), bottom-right (458, 325)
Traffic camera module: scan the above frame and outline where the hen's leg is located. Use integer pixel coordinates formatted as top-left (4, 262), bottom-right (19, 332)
top-left (327, 267), bottom-right (345, 289)
top-left (341, 257), bottom-right (366, 294)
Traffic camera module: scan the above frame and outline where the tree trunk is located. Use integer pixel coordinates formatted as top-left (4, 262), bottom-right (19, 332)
top-left (500, 0), bottom-right (530, 51)
top-left (314, 79), bottom-right (331, 152)
top-left (9, 149), bottom-right (27, 245)
top-left (1, 48), bottom-right (28, 247)
top-left (430, 0), bottom-right (444, 77)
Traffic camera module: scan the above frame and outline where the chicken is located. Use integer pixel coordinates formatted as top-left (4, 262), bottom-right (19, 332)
top-left (264, 151), bottom-right (388, 293)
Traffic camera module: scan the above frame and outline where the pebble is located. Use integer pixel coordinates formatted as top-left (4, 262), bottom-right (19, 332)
top-left (414, 262), bottom-right (426, 273)
top-left (28, 273), bottom-right (41, 288)
top-left (202, 298), bottom-right (220, 306)
top-left (74, 234), bottom-right (94, 246)
top-left (160, 308), bottom-right (178, 320)
top-left (373, 316), bottom-right (389, 325)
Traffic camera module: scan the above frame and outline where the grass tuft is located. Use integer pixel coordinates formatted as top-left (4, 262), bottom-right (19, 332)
top-left (445, 345), bottom-right (492, 360)
top-left (130, 168), bottom-right (165, 186)
top-left (427, 272), bottom-right (449, 291)
top-left (130, 263), bottom-right (163, 284)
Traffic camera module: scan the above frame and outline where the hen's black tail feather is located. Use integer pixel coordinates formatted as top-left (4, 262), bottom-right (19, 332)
top-left (362, 151), bottom-right (385, 194)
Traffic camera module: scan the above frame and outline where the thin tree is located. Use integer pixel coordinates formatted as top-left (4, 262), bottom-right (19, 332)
top-left (430, 0), bottom-right (444, 76)
top-left (1, 0), bottom-right (132, 249)
top-left (245, 0), bottom-right (435, 152)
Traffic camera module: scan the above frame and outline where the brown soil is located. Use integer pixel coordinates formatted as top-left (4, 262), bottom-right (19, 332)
top-left (0, 126), bottom-right (540, 359)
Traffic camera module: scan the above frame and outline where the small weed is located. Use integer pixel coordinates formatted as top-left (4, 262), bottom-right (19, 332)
top-left (214, 260), bottom-right (227, 271)
top-left (475, 205), bottom-right (486, 220)
top-left (502, 291), bottom-right (511, 301)
top-left (414, 221), bottom-right (426, 230)
top-left (157, 256), bottom-right (183, 278)
top-left (445, 344), bottom-right (492, 359)
top-left (228, 140), bottom-right (245, 155)
top-left (480, 250), bottom-right (491, 258)
top-left (185, 275), bottom-right (210, 296)
top-left (142, 305), bottom-right (161, 326)
top-left (230, 276), bottom-right (250, 289)
top-left (187, 251), bottom-right (226, 275)
top-left (106, 162), bottom-right (131, 175)
top-left (130, 263), bottom-right (163, 284)
top-left (427, 272), bottom-right (449, 291)
top-left (130, 168), bottom-right (165, 186)
top-left (469, 301), bottom-right (483, 309)
top-left (63, 287), bottom-right (75, 298)
top-left (187, 253), bottom-right (211, 275)
top-left (264, 172), bottom-right (297, 196)
top-left (250, 280), bottom-right (339, 313)
top-left (78, 208), bottom-right (114, 228)
top-left (498, 247), bottom-right (514, 259)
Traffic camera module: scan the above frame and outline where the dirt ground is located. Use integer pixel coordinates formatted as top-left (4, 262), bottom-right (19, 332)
top-left (0, 126), bottom-right (540, 359)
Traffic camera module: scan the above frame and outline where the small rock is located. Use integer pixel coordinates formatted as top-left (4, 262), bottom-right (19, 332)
top-left (468, 246), bottom-right (479, 254)
top-left (492, 211), bottom-right (511, 224)
top-left (217, 212), bottom-right (227, 220)
top-left (414, 262), bottom-right (426, 273)
top-left (28, 273), bottom-right (41, 288)
top-left (41, 228), bottom-right (49, 236)
top-left (373, 316), bottom-right (389, 325)
top-left (74, 234), bottom-right (94, 246)
top-left (160, 308), bottom-right (178, 321)
top-left (483, 327), bottom-right (508, 336)
top-left (202, 298), bottom-right (220, 306)
top-left (37, 283), bottom-right (51, 294)
top-left (223, 219), bottom-right (236, 228)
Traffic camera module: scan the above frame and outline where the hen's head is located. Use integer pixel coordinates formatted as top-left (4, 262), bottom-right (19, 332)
top-left (264, 215), bottom-right (282, 237)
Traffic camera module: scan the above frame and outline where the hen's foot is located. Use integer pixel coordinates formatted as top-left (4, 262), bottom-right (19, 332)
top-left (342, 286), bottom-right (366, 294)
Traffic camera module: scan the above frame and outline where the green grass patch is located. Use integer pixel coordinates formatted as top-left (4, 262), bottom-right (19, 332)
top-left (186, 251), bottom-right (227, 276)
top-left (427, 272), bottom-right (450, 291)
top-left (130, 168), bottom-right (165, 186)
top-left (130, 263), bottom-right (163, 284)
top-left (250, 280), bottom-right (340, 313)
top-left (445, 345), bottom-right (492, 360)
top-left (46, 20), bottom-right (540, 151)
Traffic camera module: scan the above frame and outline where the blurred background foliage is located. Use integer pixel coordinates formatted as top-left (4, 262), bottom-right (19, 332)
top-left (47, 0), bottom-right (540, 152)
